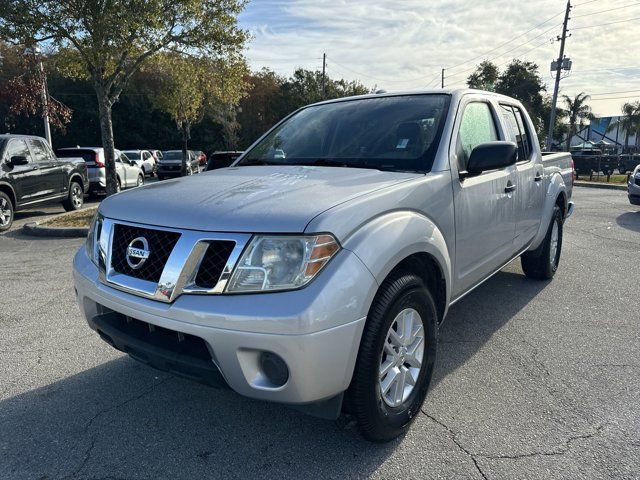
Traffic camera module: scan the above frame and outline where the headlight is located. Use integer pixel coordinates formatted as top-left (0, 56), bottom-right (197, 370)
top-left (86, 212), bottom-right (104, 267)
top-left (226, 234), bottom-right (340, 293)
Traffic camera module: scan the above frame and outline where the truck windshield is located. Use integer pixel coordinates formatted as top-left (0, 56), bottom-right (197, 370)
top-left (238, 94), bottom-right (450, 173)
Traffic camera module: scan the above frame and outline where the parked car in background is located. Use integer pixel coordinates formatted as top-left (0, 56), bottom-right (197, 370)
top-left (628, 164), bottom-right (640, 205)
top-left (122, 150), bottom-right (156, 177)
top-left (56, 147), bottom-right (144, 194)
top-left (196, 151), bottom-right (207, 167)
top-left (157, 150), bottom-right (200, 180)
top-left (74, 89), bottom-right (574, 441)
top-left (148, 149), bottom-right (163, 164)
top-left (205, 151), bottom-right (243, 171)
top-left (0, 134), bottom-right (89, 231)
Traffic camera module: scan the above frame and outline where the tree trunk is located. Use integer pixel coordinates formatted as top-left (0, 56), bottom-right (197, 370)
top-left (95, 86), bottom-right (118, 196)
top-left (181, 123), bottom-right (190, 176)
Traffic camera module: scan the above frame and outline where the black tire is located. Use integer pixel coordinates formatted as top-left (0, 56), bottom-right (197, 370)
top-left (0, 191), bottom-right (14, 232)
top-left (347, 271), bottom-right (438, 442)
top-left (521, 205), bottom-right (563, 280)
top-left (157, 175), bottom-right (164, 181)
top-left (62, 181), bottom-right (84, 212)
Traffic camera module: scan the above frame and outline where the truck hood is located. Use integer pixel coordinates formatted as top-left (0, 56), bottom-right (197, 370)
top-left (99, 165), bottom-right (419, 233)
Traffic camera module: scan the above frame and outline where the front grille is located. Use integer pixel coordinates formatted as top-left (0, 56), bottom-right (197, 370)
top-left (195, 241), bottom-right (236, 288)
top-left (111, 224), bottom-right (181, 282)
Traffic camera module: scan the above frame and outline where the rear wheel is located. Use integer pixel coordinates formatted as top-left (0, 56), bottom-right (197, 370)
top-left (521, 205), bottom-right (563, 280)
top-left (62, 181), bottom-right (83, 212)
top-left (348, 271), bottom-right (438, 442)
top-left (0, 192), bottom-right (14, 232)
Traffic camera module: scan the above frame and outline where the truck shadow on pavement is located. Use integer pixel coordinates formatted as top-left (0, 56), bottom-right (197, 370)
top-left (0, 269), bottom-right (548, 479)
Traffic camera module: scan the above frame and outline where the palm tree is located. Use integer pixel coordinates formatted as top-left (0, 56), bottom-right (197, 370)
top-left (606, 101), bottom-right (640, 151)
top-left (562, 92), bottom-right (594, 150)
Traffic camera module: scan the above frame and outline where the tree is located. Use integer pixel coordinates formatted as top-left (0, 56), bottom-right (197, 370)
top-left (149, 52), bottom-right (248, 174)
top-left (562, 92), bottom-right (594, 150)
top-left (467, 60), bottom-right (499, 91)
top-left (0, 0), bottom-right (247, 195)
top-left (607, 101), bottom-right (640, 151)
top-left (0, 42), bottom-right (71, 133)
top-left (495, 60), bottom-right (546, 136)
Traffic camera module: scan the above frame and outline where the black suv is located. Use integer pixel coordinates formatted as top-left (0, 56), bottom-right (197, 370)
top-left (0, 134), bottom-right (89, 231)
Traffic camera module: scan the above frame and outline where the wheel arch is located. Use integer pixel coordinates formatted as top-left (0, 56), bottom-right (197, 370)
top-left (342, 210), bottom-right (452, 321)
top-left (0, 182), bottom-right (17, 209)
top-left (69, 173), bottom-right (84, 191)
top-left (529, 173), bottom-right (567, 251)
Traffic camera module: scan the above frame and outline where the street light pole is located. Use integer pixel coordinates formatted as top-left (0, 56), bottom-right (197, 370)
top-left (35, 47), bottom-right (52, 146)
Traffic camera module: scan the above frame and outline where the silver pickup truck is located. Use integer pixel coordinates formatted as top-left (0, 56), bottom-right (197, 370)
top-left (73, 89), bottom-right (573, 441)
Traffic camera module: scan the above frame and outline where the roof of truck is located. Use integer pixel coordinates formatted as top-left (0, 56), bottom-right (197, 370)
top-left (308, 88), bottom-right (521, 107)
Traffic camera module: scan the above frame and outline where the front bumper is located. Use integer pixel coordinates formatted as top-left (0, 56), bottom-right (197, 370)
top-left (73, 246), bottom-right (376, 406)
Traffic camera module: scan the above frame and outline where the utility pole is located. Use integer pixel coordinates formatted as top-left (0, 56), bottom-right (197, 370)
top-left (546, 0), bottom-right (571, 151)
top-left (441, 68), bottom-right (445, 89)
top-left (321, 53), bottom-right (327, 98)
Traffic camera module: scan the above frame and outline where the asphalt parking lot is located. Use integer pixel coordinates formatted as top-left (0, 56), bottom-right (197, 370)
top-left (1, 186), bottom-right (638, 480)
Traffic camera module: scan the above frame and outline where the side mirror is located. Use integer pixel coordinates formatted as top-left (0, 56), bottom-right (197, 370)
top-left (130, 160), bottom-right (137, 166)
top-left (10, 155), bottom-right (29, 166)
top-left (466, 141), bottom-right (517, 176)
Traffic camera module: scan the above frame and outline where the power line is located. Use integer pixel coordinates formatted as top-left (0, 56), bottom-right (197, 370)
top-left (444, 9), bottom-right (565, 72)
top-left (571, 1), bottom-right (640, 18)
top-left (328, 57), bottom-right (439, 84)
top-left (572, 16), bottom-right (640, 29)
top-left (589, 89), bottom-right (640, 96)
top-left (445, 25), bottom-right (558, 81)
top-left (589, 95), bottom-right (640, 101)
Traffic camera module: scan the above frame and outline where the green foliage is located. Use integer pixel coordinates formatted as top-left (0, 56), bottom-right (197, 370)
top-left (495, 60), bottom-right (546, 135)
top-left (562, 92), bottom-right (594, 150)
top-left (466, 61), bottom-right (499, 91)
top-left (0, 0), bottom-right (248, 195)
top-left (607, 101), bottom-right (640, 149)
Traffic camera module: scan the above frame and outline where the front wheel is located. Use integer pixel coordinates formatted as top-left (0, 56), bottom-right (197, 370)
top-left (62, 181), bottom-right (84, 212)
top-left (136, 174), bottom-right (144, 187)
top-left (0, 192), bottom-right (14, 232)
top-left (347, 271), bottom-right (438, 442)
top-left (521, 205), bottom-right (563, 280)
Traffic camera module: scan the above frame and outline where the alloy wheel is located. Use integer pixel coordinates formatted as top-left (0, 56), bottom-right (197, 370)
top-left (549, 220), bottom-right (559, 267)
top-left (0, 197), bottom-right (11, 227)
top-left (379, 308), bottom-right (425, 408)
top-left (71, 184), bottom-right (83, 208)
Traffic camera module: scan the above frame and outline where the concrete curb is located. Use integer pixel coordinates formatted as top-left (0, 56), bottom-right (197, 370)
top-left (22, 207), bottom-right (96, 238)
top-left (574, 181), bottom-right (627, 191)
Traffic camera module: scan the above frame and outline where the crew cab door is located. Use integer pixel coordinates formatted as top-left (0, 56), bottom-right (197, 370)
top-left (451, 99), bottom-right (517, 297)
top-left (3, 138), bottom-right (42, 204)
top-left (28, 138), bottom-right (65, 196)
top-left (498, 104), bottom-right (545, 250)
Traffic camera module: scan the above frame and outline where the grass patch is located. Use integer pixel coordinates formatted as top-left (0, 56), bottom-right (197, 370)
top-left (575, 174), bottom-right (629, 184)
top-left (42, 207), bottom-right (97, 228)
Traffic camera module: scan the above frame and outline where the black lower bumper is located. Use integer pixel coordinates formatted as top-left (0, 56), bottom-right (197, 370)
top-left (89, 311), bottom-right (228, 389)
top-left (629, 194), bottom-right (640, 206)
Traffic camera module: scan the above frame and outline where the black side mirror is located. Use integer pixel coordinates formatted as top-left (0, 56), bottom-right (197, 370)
top-left (466, 141), bottom-right (517, 176)
top-left (9, 155), bottom-right (29, 166)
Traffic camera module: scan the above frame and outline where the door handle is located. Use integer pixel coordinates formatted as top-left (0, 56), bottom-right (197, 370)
top-left (534, 173), bottom-right (543, 182)
top-left (31, 166), bottom-right (39, 171)
top-left (504, 182), bottom-right (516, 193)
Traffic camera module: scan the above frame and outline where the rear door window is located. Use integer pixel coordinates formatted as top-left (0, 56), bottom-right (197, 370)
top-left (500, 104), bottom-right (532, 161)
top-left (456, 102), bottom-right (499, 171)
top-left (28, 139), bottom-right (51, 163)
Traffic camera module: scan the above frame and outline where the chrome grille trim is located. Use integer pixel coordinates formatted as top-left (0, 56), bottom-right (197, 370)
top-left (97, 218), bottom-right (251, 303)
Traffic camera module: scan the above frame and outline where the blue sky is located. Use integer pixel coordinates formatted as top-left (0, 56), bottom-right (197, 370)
top-left (239, 0), bottom-right (640, 116)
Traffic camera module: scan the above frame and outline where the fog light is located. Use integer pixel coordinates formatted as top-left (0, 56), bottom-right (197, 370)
top-left (260, 351), bottom-right (289, 386)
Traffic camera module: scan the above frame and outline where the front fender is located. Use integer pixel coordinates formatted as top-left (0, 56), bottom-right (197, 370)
top-left (529, 173), bottom-right (566, 250)
top-left (342, 210), bottom-right (452, 307)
